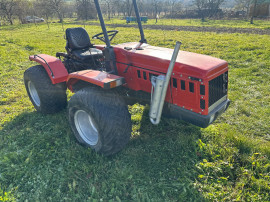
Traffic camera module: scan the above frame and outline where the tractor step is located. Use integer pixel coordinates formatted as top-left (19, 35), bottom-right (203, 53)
top-left (67, 70), bottom-right (125, 90)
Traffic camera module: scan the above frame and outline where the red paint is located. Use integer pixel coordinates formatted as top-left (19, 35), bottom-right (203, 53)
top-left (29, 54), bottom-right (68, 84)
top-left (30, 42), bottom-right (228, 116)
top-left (66, 70), bottom-right (124, 91)
top-left (96, 42), bottom-right (228, 115)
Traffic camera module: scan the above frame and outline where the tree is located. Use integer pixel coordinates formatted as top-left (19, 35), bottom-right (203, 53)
top-left (169, 0), bottom-right (179, 16)
top-left (125, 0), bottom-right (133, 17)
top-left (76, 0), bottom-right (96, 20)
top-left (193, 0), bottom-right (225, 20)
top-left (104, 0), bottom-right (112, 20)
top-left (34, 0), bottom-right (54, 28)
top-left (50, 0), bottom-right (64, 23)
top-left (207, 0), bottom-right (225, 17)
top-left (0, 0), bottom-right (17, 25)
top-left (16, 0), bottom-right (31, 24)
top-left (151, 0), bottom-right (162, 23)
top-left (235, 0), bottom-right (253, 18)
top-left (62, 2), bottom-right (76, 19)
top-left (194, 0), bottom-right (208, 21)
top-left (109, 0), bottom-right (125, 16)
top-left (235, 0), bottom-right (268, 24)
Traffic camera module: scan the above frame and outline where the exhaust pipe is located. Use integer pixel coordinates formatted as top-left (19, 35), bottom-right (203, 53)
top-left (149, 41), bottom-right (181, 125)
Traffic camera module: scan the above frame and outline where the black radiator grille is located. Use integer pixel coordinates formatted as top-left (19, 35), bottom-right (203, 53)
top-left (209, 71), bottom-right (228, 107)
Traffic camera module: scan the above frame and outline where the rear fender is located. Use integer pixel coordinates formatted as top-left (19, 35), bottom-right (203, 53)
top-left (29, 54), bottom-right (68, 84)
top-left (67, 70), bottom-right (125, 92)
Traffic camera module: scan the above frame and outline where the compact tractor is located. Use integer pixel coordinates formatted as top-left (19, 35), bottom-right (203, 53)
top-left (24, 0), bottom-right (230, 156)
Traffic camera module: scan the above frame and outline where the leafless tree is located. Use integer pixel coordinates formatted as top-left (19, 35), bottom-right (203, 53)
top-left (169, 0), bottom-right (179, 16)
top-left (250, 0), bottom-right (259, 24)
top-left (16, 0), bottom-right (31, 24)
top-left (62, 2), bottom-right (76, 19)
top-left (194, 0), bottom-right (225, 20)
top-left (125, 0), bottom-right (133, 17)
top-left (164, 0), bottom-right (181, 18)
top-left (49, 0), bottom-right (64, 23)
top-left (108, 0), bottom-right (125, 16)
top-left (0, 0), bottom-right (17, 25)
top-left (194, 0), bottom-right (207, 20)
top-left (76, 0), bottom-right (96, 20)
top-left (103, 0), bottom-right (112, 20)
top-left (151, 0), bottom-right (162, 23)
top-left (235, 0), bottom-right (265, 24)
top-left (34, 0), bottom-right (54, 28)
top-left (235, 0), bottom-right (253, 17)
top-left (208, 0), bottom-right (225, 17)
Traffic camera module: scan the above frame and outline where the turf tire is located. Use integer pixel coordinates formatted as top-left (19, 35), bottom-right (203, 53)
top-left (24, 65), bottom-right (67, 114)
top-left (68, 87), bottom-right (132, 156)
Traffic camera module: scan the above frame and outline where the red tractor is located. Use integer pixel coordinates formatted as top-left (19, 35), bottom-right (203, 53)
top-left (24, 0), bottom-right (230, 156)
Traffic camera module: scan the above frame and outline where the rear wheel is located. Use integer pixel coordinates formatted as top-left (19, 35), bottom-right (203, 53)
top-left (24, 65), bottom-right (67, 114)
top-left (68, 87), bottom-right (132, 156)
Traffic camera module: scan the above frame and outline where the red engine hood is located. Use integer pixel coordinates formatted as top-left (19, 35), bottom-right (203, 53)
top-left (112, 42), bottom-right (228, 80)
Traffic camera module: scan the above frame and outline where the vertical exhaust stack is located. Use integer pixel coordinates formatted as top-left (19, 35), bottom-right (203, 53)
top-left (149, 41), bottom-right (182, 125)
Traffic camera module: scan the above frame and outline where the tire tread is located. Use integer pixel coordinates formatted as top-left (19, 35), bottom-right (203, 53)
top-left (24, 65), bottom-right (67, 114)
top-left (68, 87), bottom-right (132, 156)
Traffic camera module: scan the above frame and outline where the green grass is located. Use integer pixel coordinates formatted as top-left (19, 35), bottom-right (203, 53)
top-left (0, 23), bottom-right (270, 201)
top-left (74, 17), bottom-right (270, 30)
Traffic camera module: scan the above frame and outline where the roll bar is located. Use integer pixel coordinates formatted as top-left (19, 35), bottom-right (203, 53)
top-left (132, 0), bottom-right (147, 43)
top-left (94, 0), bottom-right (118, 74)
top-left (93, 0), bottom-right (146, 74)
top-left (94, 0), bottom-right (147, 46)
top-left (94, 0), bottom-right (111, 47)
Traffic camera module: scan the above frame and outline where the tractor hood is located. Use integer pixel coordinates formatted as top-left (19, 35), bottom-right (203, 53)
top-left (112, 42), bottom-right (228, 80)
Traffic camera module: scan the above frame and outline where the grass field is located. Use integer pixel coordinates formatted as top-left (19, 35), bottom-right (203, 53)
top-left (0, 23), bottom-right (269, 201)
top-left (75, 18), bottom-right (270, 30)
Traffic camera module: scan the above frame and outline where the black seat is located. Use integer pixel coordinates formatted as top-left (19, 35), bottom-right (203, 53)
top-left (65, 27), bottom-right (103, 61)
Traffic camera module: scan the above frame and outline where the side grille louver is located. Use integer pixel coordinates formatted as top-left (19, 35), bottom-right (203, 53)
top-left (209, 71), bottom-right (228, 107)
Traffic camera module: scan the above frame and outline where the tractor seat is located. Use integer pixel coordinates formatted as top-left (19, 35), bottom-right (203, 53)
top-left (72, 48), bottom-right (103, 61)
top-left (66, 27), bottom-right (103, 61)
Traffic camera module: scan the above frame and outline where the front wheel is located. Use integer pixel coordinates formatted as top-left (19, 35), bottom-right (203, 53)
top-left (68, 87), bottom-right (132, 156)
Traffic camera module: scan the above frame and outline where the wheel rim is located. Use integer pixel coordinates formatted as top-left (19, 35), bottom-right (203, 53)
top-left (28, 81), bottom-right (41, 107)
top-left (74, 110), bottom-right (99, 146)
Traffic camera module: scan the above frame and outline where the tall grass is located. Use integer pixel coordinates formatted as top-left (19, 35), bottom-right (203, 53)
top-left (0, 23), bottom-right (269, 201)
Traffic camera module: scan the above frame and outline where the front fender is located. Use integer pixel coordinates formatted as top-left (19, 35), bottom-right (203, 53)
top-left (29, 54), bottom-right (68, 84)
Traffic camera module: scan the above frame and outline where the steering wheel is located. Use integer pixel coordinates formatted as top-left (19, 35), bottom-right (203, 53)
top-left (92, 30), bottom-right (118, 43)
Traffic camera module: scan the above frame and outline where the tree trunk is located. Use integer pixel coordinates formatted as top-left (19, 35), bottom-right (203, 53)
top-left (107, 2), bottom-right (110, 20)
top-left (45, 14), bottom-right (50, 29)
top-left (250, 0), bottom-right (258, 24)
top-left (57, 10), bottom-right (63, 23)
top-left (199, 9), bottom-right (205, 21)
top-left (155, 4), bottom-right (158, 23)
top-left (8, 16), bottom-right (13, 25)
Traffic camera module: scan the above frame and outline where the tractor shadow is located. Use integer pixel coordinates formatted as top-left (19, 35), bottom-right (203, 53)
top-left (118, 104), bottom-right (205, 200)
top-left (0, 108), bottom-right (205, 200)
